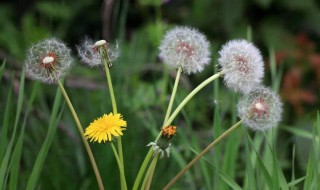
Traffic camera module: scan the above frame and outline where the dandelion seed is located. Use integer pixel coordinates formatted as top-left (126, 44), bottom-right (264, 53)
top-left (218, 39), bottom-right (264, 94)
top-left (84, 113), bottom-right (127, 143)
top-left (237, 86), bottom-right (283, 130)
top-left (25, 38), bottom-right (73, 84)
top-left (77, 38), bottom-right (120, 67)
top-left (159, 26), bottom-right (211, 74)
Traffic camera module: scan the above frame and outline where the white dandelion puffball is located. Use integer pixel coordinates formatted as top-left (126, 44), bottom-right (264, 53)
top-left (237, 86), bottom-right (283, 131)
top-left (218, 39), bottom-right (264, 94)
top-left (77, 38), bottom-right (120, 67)
top-left (159, 26), bottom-right (211, 74)
top-left (25, 38), bottom-right (73, 84)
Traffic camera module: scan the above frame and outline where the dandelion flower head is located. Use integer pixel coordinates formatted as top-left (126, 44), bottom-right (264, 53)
top-left (25, 38), bottom-right (72, 84)
top-left (218, 39), bottom-right (264, 94)
top-left (77, 38), bottom-right (120, 67)
top-left (84, 113), bottom-right (127, 143)
top-left (237, 86), bottom-right (283, 131)
top-left (159, 26), bottom-right (211, 74)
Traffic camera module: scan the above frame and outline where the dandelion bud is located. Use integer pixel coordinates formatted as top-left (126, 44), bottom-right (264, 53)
top-left (147, 125), bottom-right (177, 158)
top-left (77, 38), bottom-right (119, 67)
top-left (159, 26), bottom-right (211, 74)
top-left (218, 39), bottom-right (264, 94)
top-left (237, 86), bottom-right (283, 130)
top-left (25, 38), bottom-right (73, 84)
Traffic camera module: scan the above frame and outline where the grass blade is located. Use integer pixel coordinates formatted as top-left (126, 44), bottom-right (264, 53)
top-left (26, 86), bottom-right (62, 190)
top-left (243, 129), bottom-right (257, 189)
top-left (9, 82), bottom-right (39, 190)
top-left (0, 60), bottom-right (5, 82)
top-left (0, 74), bottom-right (13, 163)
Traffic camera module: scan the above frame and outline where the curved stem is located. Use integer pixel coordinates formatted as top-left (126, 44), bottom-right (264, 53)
top-left (163, 67), bottom-right (182, 125)
top-left (164, 72), bottom-right (222, 126)
top-left (111, 143), bottom-right (128, 190)
top-left (163, 119), bottom-right (243, 190)
top-left (57, 80), bottom-right (104, 190)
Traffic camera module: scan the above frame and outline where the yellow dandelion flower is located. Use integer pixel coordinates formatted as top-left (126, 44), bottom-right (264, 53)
top-left (84, 113), bottom-right (127, 143)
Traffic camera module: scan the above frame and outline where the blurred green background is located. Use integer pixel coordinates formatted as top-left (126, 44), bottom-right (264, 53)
top-left (1, 0), bottom-right (320, 189)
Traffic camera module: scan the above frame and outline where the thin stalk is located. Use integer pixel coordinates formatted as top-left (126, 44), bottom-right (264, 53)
top-left (103, 55), bottom-right (126, 188)
top-left (141, 155), bottom-right (159, 190)
top-left (132, 149), bottom-right (153, 190)
top-left (57, 80), bottom-right (104, 190)
top-left (163, 67), bottom-right (182, 124)
top-left (163, 119), bottom-right (243, 190)
top-left (164, 72), bottom-right (222, 126)
top-left (104, 61), bottom-right (118, 114)
top-left (111, 143), bottom-right (128, 190)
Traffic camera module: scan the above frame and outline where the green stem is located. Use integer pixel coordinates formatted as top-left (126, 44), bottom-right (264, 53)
top-left (57, 80), bottom-right (104, 190)
top-left (163, 119), bottom-right (243, 190)
top-left (132, 149), bottom-right (153, 190)
top-left (111, 143), bottom-right (128, 190)
top-left (141, 155), bottom-right (159, 190)
top-left (163, 67), bottom-right (182, 125)
top-left (104, 62), bottom-right (118, 114)
top-left (103, 56), bottom-right (126, 187)
top-left (164, 72), bottom-right (222, 126)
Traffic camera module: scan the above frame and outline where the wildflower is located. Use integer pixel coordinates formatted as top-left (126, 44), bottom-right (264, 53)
top-left (25, 38), bottom-right (72, 84)
top-left (147, 125), bottom-right (177, 158)
top-left (159, 26), bottom-right (211, 74)
top-left (77, 38), bottom-right (119, 67)
top-left (237, 86), bottom-right (283, 130)
top-left (84, 113), bottom-right (127, 143)
top-left (218, 39), bottom-right (264, 94)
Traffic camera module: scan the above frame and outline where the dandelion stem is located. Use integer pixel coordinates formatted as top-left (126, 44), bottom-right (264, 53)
top-left (141, 155), bottom-right (159, 190)
top-left (163, 67), bottom-right (182, 124)
top-left (163, 119), bottom-right (243, 190)
top-left (104, 61), bottom-right (118, 114)
top-left (103, 54), bottom-right (127, 189)
top-left (111, 143), bottom-right (128, 190)
top-left (132, 149), bottom-right (154, 190)
top-left (57, 80), bottom-right (104, 190)
top-left (164, 72), bottom-right (222, 126)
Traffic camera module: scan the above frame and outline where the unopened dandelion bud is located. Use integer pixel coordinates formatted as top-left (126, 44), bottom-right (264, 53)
top-left (218, 39), bottom-right (264, 94)
top-left (159, 26), bottom-right (211, 74)
top-left (147, 125), bottom-right (177, 158)
top-left (25, 38), bottom-right (73, 84)
top-left (77, 38), bottom-right (119, 67)
top-left (237, 86), bottom-right (283, 130)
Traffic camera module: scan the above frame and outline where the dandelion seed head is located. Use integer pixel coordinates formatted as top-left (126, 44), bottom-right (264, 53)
top-left (77, 38), bottom-right (120, 67)
top-left (25, 38), bottom-right (72, 84)
top-left (159, 26), bottom-right (211, 74)
top-left (237, 86), bottom-right (283, 131)
top-left (218, 39), bottom-right (264, 94)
